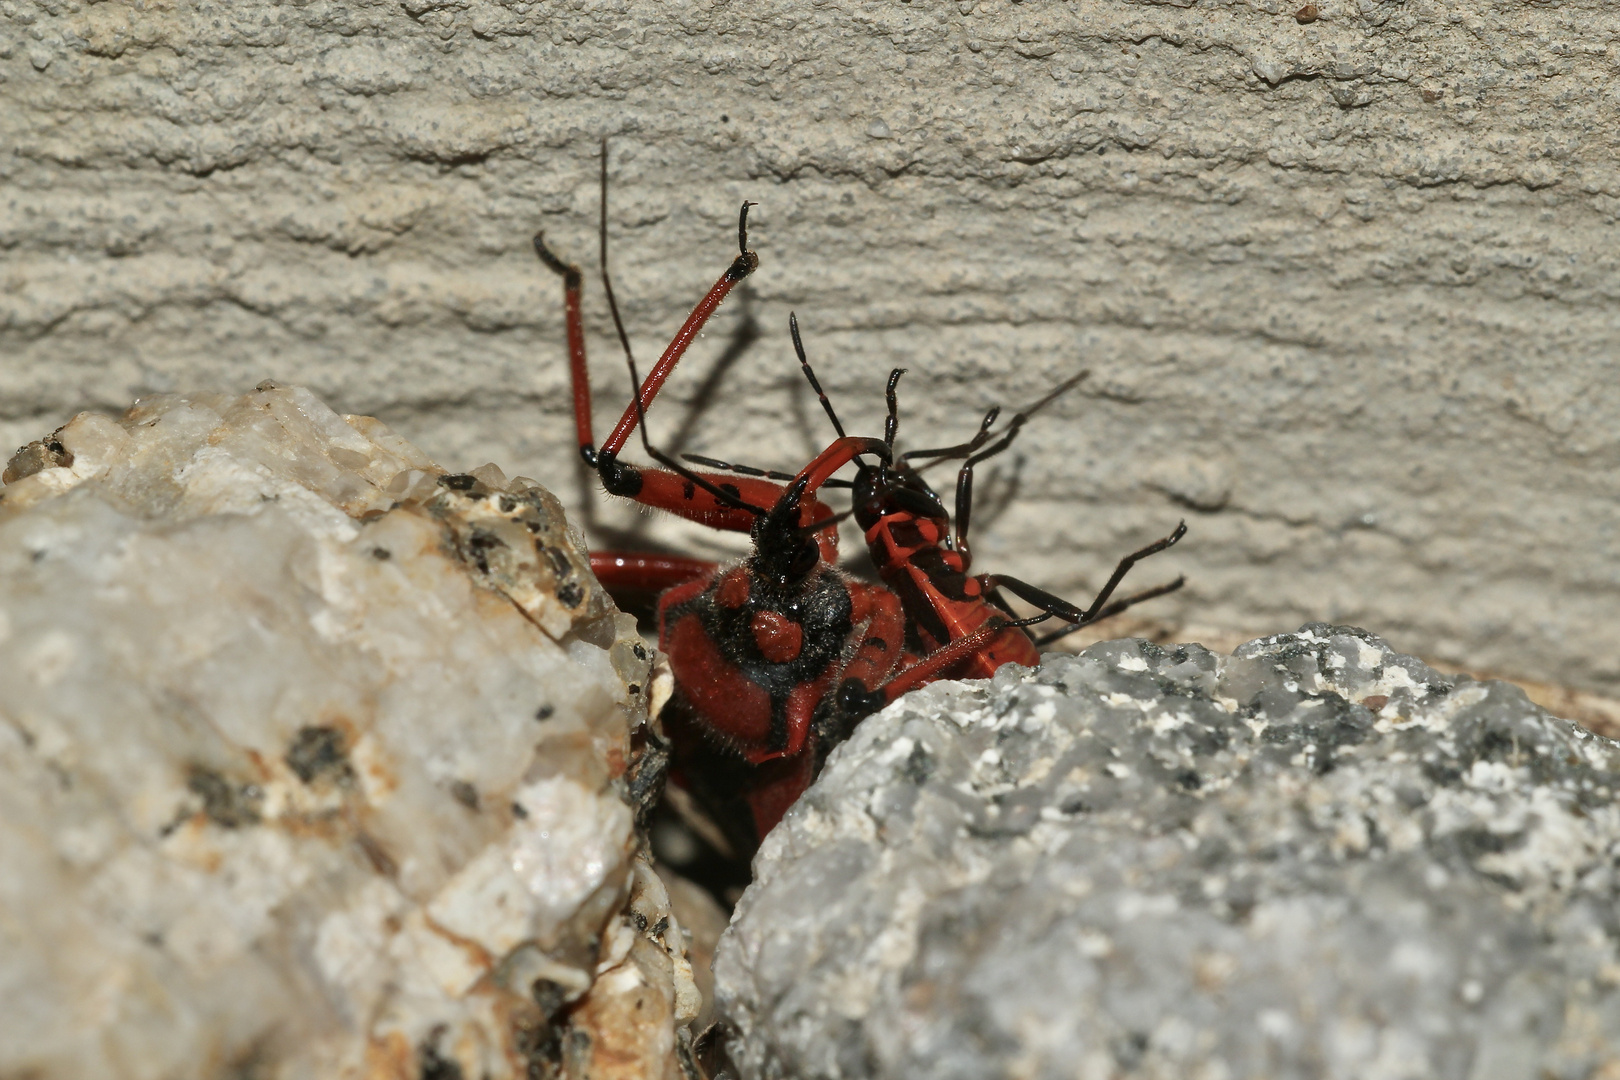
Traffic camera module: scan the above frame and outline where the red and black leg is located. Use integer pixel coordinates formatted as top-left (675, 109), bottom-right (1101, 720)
top-left (1028, 522), bottom-right (1190, 646)
top-left (899, 371), bottom-right (1088, 564)
top-left (834, 613), bottom-right (1015, 722)
top-left (588, 552), bottom-right (718, 621)
top-left (534, 200), bottom-right (771, 534)
top-left (535, 151), bottom-right (885, 558)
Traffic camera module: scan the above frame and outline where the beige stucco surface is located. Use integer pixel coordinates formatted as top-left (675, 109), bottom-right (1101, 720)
top-left (3, 0), bottom-right (1619, 693)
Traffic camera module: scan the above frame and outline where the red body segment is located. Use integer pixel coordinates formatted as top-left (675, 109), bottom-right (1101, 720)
top-left (656, 558), bottom-right (866, 768)
top-left (666, 610), bottom-right (775, 747)
top-left (863, 507), bottom-right (1041, 679)
top-left (751, 610), bottom-right (804, 664)
top-left (734, 752), bottom-right (815, 845)
top-left (716, 569), bottom-right (750, 610)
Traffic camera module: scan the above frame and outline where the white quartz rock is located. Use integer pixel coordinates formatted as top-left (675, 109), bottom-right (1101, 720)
top-left (0, 383), bottom-right (694, 1080)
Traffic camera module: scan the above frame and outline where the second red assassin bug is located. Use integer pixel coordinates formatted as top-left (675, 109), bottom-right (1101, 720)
top-left (686, 329), bottom-right (1189, 748)
top-left (799, 340), bottom-right (1189, 677)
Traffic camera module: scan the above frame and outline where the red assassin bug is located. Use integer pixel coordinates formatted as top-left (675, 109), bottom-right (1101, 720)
top-left (685, 330), bottom-right (1189, 740)
top-left (533, 160), bottom-right (958, 846)
top-left (533, 154), bottom-right (1184, 849)
top-left (824, 354), bottom-right (1186, 699)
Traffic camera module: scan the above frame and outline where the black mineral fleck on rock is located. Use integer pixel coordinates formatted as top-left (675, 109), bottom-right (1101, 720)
top-left (285, 725), bottom-right (351, 786)
top-left (186, 765), bottom-right (263, 828)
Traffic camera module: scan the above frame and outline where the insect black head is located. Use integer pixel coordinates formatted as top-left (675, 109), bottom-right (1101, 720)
top-left (850, 460), bottom-right (947, 532)
top-left (789, 537), bottom-right (820, 581)
top-left (750, 507), bottom-right (823, 590)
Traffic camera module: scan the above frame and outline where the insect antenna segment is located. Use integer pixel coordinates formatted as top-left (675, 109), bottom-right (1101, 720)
top-left (788, 312), bottom-right (849, 439)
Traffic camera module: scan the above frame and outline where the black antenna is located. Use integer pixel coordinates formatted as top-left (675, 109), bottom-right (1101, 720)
top-left (884, 367), bottom-right (907, 451)
top-left (598, 139), bottom-right (637, 386)
top-left (789, 313), bottom-right (847, 438)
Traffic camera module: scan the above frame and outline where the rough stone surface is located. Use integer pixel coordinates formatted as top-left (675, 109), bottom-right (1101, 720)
top-left (0, 384), bottom-right (699, 1080)
top-left (4, 1), bottom-right (1620, 697)
top-left (716, 626), bottom-right (1620, 1080)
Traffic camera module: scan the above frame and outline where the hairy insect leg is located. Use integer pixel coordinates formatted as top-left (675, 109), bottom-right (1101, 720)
top-left (532, 235), bottom-right (593, 464)
top-left (589, 552), bottom-right (718, 594)
top-left (825, 583), bottom-right (908, 726)
top-left (895, 371), bottom-right (1087, 565)
top-left (839, 620), bottom-right (1009, 720)
top-left (596, 199), bottom-right (759, 468)
top-left (532, 225), bottom-right (770, 531)
top-left (534, 142), bottom-right (774, 534)
top-left (949, 372), bottom-right (1088, 562)
top-left (589, 552), bottom-right (718, 634)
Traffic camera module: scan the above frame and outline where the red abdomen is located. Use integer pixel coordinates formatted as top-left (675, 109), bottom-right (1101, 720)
top-left (865, 513), bottom-right (1040, 680)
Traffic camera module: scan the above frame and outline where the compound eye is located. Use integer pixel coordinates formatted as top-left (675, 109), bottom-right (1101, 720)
top-left (790, 540), bottom-right (820, 581)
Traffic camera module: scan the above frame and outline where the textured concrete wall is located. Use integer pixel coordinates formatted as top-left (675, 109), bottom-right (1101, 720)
top-left (4, 0), bottom-right (1619, 693)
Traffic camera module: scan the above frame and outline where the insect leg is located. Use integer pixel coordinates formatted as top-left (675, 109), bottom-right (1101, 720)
top-left (1027, 522), bottom-right (1190, 645)
top-left (844, 620), bottom-right (1008, 719)
top-left (949, 371), bottom-right (1090, 559)
top-left (679, 453), bottom-right (854, 488)
top-left (596, 199), bottom-right (759, 464)
top-left (1031, 576), bottom-right (1189, 647)
top-left (973, 574), bottom-right (1087, 624)
top-left (589, 552), bottom-right (718, 593)
top-left (531, 235), bottom-right (594, 465)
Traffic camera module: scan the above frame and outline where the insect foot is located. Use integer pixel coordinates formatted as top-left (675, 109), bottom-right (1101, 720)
top-left (718, 626), bottom-right (1620, 1079)
top-left (0, 383), bottom-right (699, 1080)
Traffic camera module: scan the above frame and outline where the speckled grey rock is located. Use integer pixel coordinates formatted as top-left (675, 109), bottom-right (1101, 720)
top-left (716, 626), bottom-right (1620, 1080)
